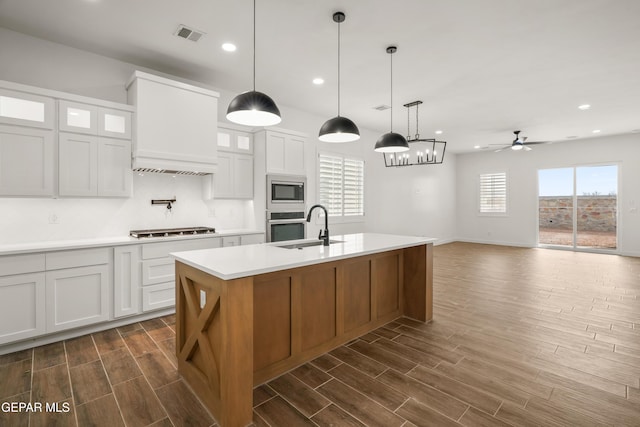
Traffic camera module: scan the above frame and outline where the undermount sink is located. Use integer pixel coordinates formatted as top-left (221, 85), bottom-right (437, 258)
top-left (276, 239), bottom-right (344, 249)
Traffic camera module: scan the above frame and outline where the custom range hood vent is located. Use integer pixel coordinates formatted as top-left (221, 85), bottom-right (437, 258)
top-left (134, 168), bottom-right (210, 176)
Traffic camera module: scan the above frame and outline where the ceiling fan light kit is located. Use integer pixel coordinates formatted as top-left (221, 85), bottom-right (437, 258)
top-left (492, 130), bottom-right (548, 152)
top-left (382, 100), bottom-right (447, 167)
top-left (319, 11), bottom-right (360, 143)
top-left (226, 0), bottom-right (281, 127)
top-left (374, 46), bottom-right (410, 154)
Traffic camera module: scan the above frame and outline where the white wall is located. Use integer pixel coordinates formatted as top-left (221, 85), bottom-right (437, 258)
top-left (1, 27), bottom-right (456, 244)
top-left (364, 150), bottom-right (457, 243)
top-left (456, 133), bottom-right (640, 256)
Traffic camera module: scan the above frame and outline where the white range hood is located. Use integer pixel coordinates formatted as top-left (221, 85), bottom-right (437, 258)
top-left (126, 71), bottom-right (219, 175)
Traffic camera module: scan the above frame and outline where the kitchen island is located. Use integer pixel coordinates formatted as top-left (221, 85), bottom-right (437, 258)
top-left (171, 233), bottom-right (434, 427)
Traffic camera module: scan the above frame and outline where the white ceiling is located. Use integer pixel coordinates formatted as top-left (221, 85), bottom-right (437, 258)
top-left (1, 0), bottom-right (639, 152)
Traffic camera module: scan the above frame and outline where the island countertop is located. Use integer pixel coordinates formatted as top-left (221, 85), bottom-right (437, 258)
top-left (171, 232), bottom-right (436, 280)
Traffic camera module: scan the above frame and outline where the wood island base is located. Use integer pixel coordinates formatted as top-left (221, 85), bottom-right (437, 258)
top-left (175, 243), bottom-right (433, 427)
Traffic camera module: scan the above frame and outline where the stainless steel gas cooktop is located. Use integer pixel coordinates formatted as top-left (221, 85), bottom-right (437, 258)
top-left (129, 227), bottom-right (216, 238)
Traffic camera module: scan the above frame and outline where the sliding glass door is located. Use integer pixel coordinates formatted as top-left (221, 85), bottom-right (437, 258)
top-left (538, 165), bottom-right (617, 250)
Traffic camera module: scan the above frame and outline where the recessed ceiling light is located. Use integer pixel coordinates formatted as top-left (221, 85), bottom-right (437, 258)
top-left (222, 43), bottom-right (237, 52)
top-left (592, 129), bottom-right (601, 133)
top-left (312, 78), bottom-right (324, 85)
top-left (435, 130), bottom-right (443, 135)
top-left (578, 104), bottom-right (591, 110)
top-left (566, 135), bottom-right (578, 139)
top-left (474, 145), bottom-right (481, 149)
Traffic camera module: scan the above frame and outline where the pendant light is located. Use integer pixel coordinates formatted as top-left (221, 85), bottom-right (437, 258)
top-left (226, 0), bottom-right (281, 126)
top-left (318, 12), bottom-right (360, 143)
top-left (374, 46), bottom-right (409, 153)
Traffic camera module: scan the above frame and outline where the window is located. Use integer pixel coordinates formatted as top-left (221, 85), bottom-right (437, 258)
top-left (318, 153), bottom-right (364, 218)
top-left (479, 172), bottom-right (507, 214)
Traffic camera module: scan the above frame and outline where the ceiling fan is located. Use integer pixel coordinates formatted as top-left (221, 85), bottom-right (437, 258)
top-left (492, 130), bottom-right (549, 152)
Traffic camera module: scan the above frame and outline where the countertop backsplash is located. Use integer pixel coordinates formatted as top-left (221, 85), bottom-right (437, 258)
top-left (1, 174), bottom-right (254, 245)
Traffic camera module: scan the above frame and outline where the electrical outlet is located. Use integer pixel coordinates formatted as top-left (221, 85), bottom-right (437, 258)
top-left (200, 290), bottom-right (206, 309)
top-left (48, 213), bottom-right (59, 224)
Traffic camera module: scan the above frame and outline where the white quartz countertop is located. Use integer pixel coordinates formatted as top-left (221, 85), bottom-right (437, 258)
top-left (171, 233), bottom-right (436, 280)
top-left (0, 229), bottom-right (263, 256)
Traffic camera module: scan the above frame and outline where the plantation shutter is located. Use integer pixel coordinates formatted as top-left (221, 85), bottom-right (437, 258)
top-left (479, 172), bottom-right (507, 213)
top-left (319, 154), bottom-right (343, 216)
top-left (319, 154), bottom-right (365, 217)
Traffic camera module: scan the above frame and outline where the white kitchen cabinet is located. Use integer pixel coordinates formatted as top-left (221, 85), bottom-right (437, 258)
top-left (256, 129), bottom-right (306, 175)
top-left (98, 107), bottom-right (132, 140)
top-left (204, 152), bottom-right (253, 200)
top-left (240, 233), bottom-right (265, 245)
top-left (217, 124), bottom-right (253, 154)
top-left (0, 124), bottom-right (54, 196)
top-left (45, 248), bottom-right (110, 333)
top-left (59, 132), bottom-right (131, 197)
top-left (58, 100), bottom-right (98, 135)
top-left (113, 245), bottom-right (140, 318)
top-left (45, 265), bottom-right (110, 333)
top-left (126, 71), bottom-right (219, 174)
top-left (0, 273), bottom-right (46, 345)
top-left (203, 124), bottom-right (254, 200)
top-left (140, 237), bottom-right (222, 312)
top-left (0, 87), bottom-right (54, 129)
top-left (59, 132), bottom-right (98, 196)
top-left (59, 101), bottom-right (132, 140)
top-left (97, 138), bottom-right (132, 197)
top-left (222, 235), bottom-right (241, 247)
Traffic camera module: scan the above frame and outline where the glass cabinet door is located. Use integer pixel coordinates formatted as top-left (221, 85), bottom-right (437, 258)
top-left (0, 88), bottom-right (54, 129)
top-left (59, 100), bottom-right (97, 134)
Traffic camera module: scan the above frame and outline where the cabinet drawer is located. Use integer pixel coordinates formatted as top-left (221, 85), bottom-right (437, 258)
top-left (141, 258), bottom-right (174, 286)
top-left (240, 233), bottom-right (265, 245)
top-left (0, 273), bottom-right (46, 344)
top-left (141, 237), bottom-right (221, 259)
top-left (142, 282), bottom-right (175, 312)
top-left (46, 247), bottom-right (110, 270)
top-left (0, 253), bottom-right (45, 276)
top-left (222, 235), bottom-right (241, 247)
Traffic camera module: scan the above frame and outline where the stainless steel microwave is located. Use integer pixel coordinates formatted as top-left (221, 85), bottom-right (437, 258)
top-left (267, 174), bottom-right (306, 211)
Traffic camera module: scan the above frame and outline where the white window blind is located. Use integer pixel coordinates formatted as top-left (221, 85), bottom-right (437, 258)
top-left (479, 172), bottom-right (507, 213)
top-left (319, 154), bottom-right (364, 217)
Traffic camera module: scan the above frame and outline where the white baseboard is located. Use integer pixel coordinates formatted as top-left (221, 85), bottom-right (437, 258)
top-left (453, 238), bottom-right (535, 248)
top-left (0, 308), bottom-right (175, 356)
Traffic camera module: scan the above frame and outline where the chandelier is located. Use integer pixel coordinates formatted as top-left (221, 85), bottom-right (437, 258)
top-left (382, 100), bottom-right (447, 167)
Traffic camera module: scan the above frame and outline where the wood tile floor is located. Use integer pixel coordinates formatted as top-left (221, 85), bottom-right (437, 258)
top-left (2, 242), bottom-right (640, 426)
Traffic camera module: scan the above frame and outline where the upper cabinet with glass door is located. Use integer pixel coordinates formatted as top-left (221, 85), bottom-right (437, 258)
top-left (0, 88), bottom-right (55, 129)
top-left (217, 124), bottom-right (253, 154)
top-left (59, 100), bottom-right (131, 140)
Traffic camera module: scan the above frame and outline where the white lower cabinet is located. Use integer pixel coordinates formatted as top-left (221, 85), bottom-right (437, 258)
top-left (222, 235), bottom-right (241, 247)
top-left (0, 273), bottom-right (46, 345)
top-left (240, 233), bottom-right (265, 245)
top-left (140, 237), bottom-right (222, 312)
top-left (45, 264), bottom-right (109, 333)
top-left (113, 245), bottom-right (140, 318)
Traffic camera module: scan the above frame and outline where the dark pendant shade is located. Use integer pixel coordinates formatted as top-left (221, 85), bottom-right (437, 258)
top-left (319, 116), bottom-right (360, 142)
top-left (374, 131), bottom-right (409, 153)
top-left (226, 90), bottom-right (281, 126)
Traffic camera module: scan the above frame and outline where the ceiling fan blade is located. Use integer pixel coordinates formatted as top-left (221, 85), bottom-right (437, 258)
top-left (523, 140), bottom-right (550, 145)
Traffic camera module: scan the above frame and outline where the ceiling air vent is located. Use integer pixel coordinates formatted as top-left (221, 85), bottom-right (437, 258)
top-left (373, 104), bottom-right (391, 111)
top-left (174, 25), bottom-right (205, 42)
